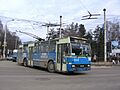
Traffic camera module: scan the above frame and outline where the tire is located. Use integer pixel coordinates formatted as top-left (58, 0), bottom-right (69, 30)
top-left (13, 57), bottom-right (17, 62)
top-left (23, 59), bottom-right (27, 67)
top-left (47, 61), bottom-right (55, 73)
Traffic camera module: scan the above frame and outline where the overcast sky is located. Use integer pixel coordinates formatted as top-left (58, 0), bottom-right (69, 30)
top-left (0, 0), bottom-right (120, 42)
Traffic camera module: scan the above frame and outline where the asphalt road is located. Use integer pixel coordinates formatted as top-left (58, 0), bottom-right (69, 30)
top-left (0, 60), bottom-right (120, 90)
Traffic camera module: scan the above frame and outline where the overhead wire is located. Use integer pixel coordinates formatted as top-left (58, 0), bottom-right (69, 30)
top-left (0, 12), bottom-right (120, 32)
top-left (79, 0), bottom-right (89, 12)
top-left (0, 15), bottom-right (45, 25)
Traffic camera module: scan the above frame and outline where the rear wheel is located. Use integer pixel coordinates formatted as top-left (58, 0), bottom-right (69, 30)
top-left (23, 59), bottom-right (27, 67)
top-left (47, 61), bottom-right (55, 73)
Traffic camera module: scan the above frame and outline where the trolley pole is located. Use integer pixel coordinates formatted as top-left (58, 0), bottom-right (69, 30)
top-left (103, 8), bottom-right (107, 63)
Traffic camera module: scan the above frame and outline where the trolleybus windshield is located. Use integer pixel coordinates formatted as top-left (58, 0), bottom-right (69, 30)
top-left (71, 43), bottom-right (90, 56)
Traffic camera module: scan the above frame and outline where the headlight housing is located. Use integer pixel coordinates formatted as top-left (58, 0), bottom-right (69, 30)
top-left (72, 65), bottom-right (75, 68)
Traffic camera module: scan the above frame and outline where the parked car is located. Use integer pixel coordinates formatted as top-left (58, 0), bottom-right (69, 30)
top-left (6, 55), bottom-right (13, 61)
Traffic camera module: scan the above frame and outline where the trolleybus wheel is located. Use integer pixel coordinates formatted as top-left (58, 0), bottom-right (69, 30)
top-left (23, 59), bottom-right (27, 67)
top-left (47, 61), bottom-right (55, 73)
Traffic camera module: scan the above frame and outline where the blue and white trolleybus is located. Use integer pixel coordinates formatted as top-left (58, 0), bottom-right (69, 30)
top-left (18, 36), bottom-right (91, 73)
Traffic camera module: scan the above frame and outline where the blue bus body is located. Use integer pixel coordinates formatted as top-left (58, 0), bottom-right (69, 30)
top-left (18, 37), bottom-right (91, 73)
top-left (64, 57), bottom-right (91, 72)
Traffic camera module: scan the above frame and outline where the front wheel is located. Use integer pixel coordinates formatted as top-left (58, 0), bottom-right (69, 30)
top-left (47, 61), bottom-right (55, 73)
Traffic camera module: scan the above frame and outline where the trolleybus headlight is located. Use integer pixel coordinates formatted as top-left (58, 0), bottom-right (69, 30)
top-left (88, 65), bottom-right (90, 67)
top-left (68, 62), bottom-right (72, 64)
top-left (72, 65), bottom-right (75, 68)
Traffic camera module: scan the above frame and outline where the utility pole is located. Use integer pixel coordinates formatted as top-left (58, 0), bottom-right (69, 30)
top-left (103, 8), bottom-right (107, 63)
top-left (59, 16), bottom-right (62, 38)
top-left (15, 37), bottom-right (18, 49)
top-left (3, 19), bottom-right (14, 58)
top-left (59, 16), bottom-right (62, 71)
top-left (47, 26), bottom-right (49, 39)
top-left (3, 24), bottom-right (7, 58)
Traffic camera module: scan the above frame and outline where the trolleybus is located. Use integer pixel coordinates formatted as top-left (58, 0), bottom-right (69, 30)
top-left (18, 36), bottom-right (91, 73)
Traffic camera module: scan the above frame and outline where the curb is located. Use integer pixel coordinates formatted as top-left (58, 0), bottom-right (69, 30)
top-left (91, 63), bottom-right (120, 66)
top-left (91, 66), bottom-right (112, 68)
top-left (0, 59), bottom-right (7, 61)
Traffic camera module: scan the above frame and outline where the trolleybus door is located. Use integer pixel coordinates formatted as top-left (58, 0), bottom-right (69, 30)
top-left (56, 44), bottom-right (67, 72)
top-left (28, 47), bottom-right (33, 66)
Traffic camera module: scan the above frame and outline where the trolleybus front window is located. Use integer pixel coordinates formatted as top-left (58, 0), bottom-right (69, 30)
top-left (71, 43), bottom-right (90, 56)
top-left (82, 43), bottom-right (91, 56)
top-left (71, 43), bottom-right (82, 56)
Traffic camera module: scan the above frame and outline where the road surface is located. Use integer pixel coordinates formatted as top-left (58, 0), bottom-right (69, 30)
top-left (0, 60), bottom-right (120, 90)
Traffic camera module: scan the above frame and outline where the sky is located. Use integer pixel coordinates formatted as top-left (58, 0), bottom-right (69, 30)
top-left (0, 0), bottom-right (120, 42)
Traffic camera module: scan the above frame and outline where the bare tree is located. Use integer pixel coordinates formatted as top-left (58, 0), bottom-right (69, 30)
top-left (107, 20), bottom-right (120, 41)
top-left (0, 20), bottom-right (21, 56)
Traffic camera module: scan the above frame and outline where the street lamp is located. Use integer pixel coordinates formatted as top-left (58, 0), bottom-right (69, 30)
top-left (3, 19), bottom-right (14, 58)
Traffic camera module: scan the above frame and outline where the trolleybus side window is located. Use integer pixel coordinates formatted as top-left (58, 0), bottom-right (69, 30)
top-left (40, 45), bottom-right (44, 52)
top-left (33, 45), bottom-right (39, 53)
top-left (49, 44), bottom-right (55, 52)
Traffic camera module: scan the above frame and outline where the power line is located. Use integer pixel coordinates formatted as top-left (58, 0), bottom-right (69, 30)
top-left (0, 15), bottom-right (44, 25)
top-left (0, 14), bottom-right (119, 32)
top-left (79, 0), bottom-right (89, 11)
top-left (106, 15), bottom-right (120, 17)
